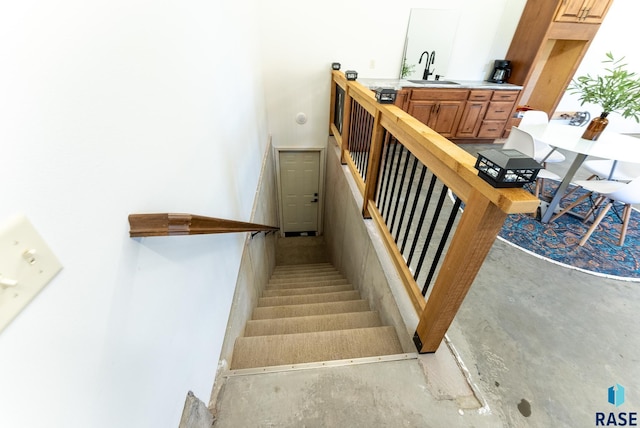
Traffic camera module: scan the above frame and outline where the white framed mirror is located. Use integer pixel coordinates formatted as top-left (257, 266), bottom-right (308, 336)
top-left (401, 8), bottom-right (461, 81)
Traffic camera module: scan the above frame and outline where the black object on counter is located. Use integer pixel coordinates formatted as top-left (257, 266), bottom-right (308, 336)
top-left (332, 62), bottom-right (341, 70)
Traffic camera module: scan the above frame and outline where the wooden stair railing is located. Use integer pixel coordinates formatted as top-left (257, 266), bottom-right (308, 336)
top-left (128, 213), bottom-right (278, 238)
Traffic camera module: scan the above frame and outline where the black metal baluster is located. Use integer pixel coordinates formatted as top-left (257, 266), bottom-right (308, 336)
top-left (379, 138), bottom-right (398, 216)
top-left (384, 144), bottom-right (405, 221)
top-left (394, 154), bottom-right (418, 242)
top-left (407, 174), bottom-right (437, 266)
top-left (389, 148), bottom-right (410, 236)
top-left (400, 162), bottom-right (426, 254)
top-left (422, 196), bottom-right (462, 296)
top-left (414, 182), bottom-right (449, 280)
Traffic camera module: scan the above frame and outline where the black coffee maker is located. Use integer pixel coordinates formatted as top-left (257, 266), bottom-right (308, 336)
top-left (488, 60), bottom-right (512, 84)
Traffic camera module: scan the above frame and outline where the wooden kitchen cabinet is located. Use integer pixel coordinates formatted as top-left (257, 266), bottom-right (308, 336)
top-left (407, 89), bottom-right (467, 138)
top-left (405, 88), bottom-right (520, 141)
top-left (554, 0), bottom-right (613, 23)
top-left (456, 91), bottom-right (491, 138)
top-left (505, 0), bottom-right (613, 115)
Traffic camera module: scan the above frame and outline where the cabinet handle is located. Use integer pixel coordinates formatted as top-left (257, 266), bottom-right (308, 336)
top-left (578, 7), bottom-right (587, 20)
top-left (582, 8), bottom-right (590, 20)
top-left (494, 110), bottom-right (505, 113)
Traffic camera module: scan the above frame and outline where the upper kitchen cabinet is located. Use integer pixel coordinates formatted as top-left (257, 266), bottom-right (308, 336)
top-left (505, 0), bottom-right (614, 115)
top-left (554, 0), bottom-right (613, 24)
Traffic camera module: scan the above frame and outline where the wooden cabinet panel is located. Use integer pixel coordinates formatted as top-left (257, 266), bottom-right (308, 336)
top-left (491, 91), bottom-right (519, 102)
top-left (407, 100), bottom-right (464, 138)
top-left (468, 90), bottom-right (492, 102)
top-left (456, 101), bottom-right (488, 138)
top-left (409, 89), bottom-right (468, 101)
top-left (484, 102), bottom-right (513, 121)
top-left (478, 121), bottom-right (506, 139)
top-left (394, 89), bottom-right (409, 110)
top-left (432, 102), bottom-right (465, 137)
top-left (408, 101), bottom-right (437, 126)
top-left (554, 0), bottom-right (613, 23)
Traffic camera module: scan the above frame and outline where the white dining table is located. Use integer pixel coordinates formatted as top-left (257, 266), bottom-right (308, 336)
top-left (518, 122), bottom-right (640, 223)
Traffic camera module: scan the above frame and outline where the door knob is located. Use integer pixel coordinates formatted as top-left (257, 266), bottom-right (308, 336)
top-left (311, 198), bottom-right (318, 203)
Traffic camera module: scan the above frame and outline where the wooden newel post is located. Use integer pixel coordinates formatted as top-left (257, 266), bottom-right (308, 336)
top-left (413, 189), bottom-right (507, 353)
top-left (362, 110), bottom-right (384, 218)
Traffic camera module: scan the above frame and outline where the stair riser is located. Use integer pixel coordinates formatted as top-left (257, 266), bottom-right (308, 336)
top-left (244, 312), bottom-right (382, 336)
top-left (270, 270), bottom-right (339, 279)
top-left (273, 263), bottom-right (332, 273)
top-left (266, 279), bottom-right (349, 290)
top-left (262, 285), bottom-right (353, 297)
top-left (269, 273), bottom-right (342, 283)
top-left (252, 300), bottom-right (370, 320)
top-left (258, 291), bottom-right (360, 307)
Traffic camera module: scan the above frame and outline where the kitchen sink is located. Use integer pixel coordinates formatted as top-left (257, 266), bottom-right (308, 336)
top-left (408, 79), bottom-right (460, 85)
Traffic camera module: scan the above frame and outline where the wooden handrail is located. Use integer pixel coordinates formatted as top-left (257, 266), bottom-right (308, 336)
top-left (128, 213), bottom-right (278, 238)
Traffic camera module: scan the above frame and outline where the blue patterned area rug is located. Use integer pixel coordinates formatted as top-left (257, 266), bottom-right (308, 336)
top-left (498, 184), bottom-right (640, 282)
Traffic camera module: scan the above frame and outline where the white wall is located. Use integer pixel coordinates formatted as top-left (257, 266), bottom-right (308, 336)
top-left (557, 0), bottom-right (640, 133)
top-left (0, 1), bottom-right (268, 427)
top-left (256, 0), bottom-right (526, 149)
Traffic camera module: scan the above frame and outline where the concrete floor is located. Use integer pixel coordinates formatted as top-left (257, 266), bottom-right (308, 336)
top-left (212, 143), bottom-right (640, 427)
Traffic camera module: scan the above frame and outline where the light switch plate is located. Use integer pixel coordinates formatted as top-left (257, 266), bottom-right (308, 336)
top-left (0, 215), bottom-right (63, 332)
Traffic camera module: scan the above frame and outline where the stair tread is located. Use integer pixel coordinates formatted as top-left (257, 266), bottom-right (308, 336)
top-left (231, 326), bottom-right (403, 369)
top-left (273, 265), bottom-right (340, 277)
top-left (269, 273), bottom-right (344, 284)
top-left (252, 300), bottom-right (370, 320)
top-left (258, 290), bottom-right (360, 307)
top-left (266, 278), bottom-right (349, 290)
top-left (244, 311), bottom-right (382, 336)
top-left (262, 284), bottom-right (353, 297)
top-left (273, 263), bottom-right (333, 272)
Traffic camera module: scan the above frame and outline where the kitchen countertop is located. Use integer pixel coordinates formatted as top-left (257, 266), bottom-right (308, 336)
top-left (358, 78), bottom-right (523, 91)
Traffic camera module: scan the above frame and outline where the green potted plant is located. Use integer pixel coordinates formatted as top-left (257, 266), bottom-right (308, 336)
top-left (567, 52), bottom-right (640, 140)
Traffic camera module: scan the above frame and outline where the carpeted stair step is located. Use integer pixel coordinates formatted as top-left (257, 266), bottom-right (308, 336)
top-left (251, 300), bottom-right (370, 320)
top-left (270, 266), bottom-right (339, 278)
top-left (268, 273), bottom-right (344, 285)
top-left (262, 284), bottom-right (354, 297)
top-left (230, 326), bottom-right (403, 370)
top-left (257, 290), bottom-right (360, 307)
top-left (244, 311), bottom-right (382, 336)
top-left (272, 263), bottom-right (333, 273)
top-left (266, 278), bottom-right (349, 290)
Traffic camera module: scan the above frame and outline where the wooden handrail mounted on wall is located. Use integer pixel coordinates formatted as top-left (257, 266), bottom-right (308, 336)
top-left (128, 213), bottom-right (278, 238)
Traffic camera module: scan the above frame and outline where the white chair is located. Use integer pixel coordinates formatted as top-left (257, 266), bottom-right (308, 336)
top-left (551, 176), bottom-right (640, 246)
top-left (519, 111), bottom-right (566, 164)
top-left (503, 127), bottom-right (561, 198)
top-left (582, 159), bottom-right (640, 182)
top-left (520, 110), bottom-right (549, 126)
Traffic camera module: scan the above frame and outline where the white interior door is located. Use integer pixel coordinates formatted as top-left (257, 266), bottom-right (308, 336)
top-left (279, 151), bottom-right (320, 233)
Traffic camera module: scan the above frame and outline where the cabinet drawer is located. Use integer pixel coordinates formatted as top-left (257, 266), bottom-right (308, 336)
top-left (478, 121), bottom-right (506, 138)
top-left (468, 90), bottom-right (492, 101)
top-left (491, 91), bottom-right (519, 102)
top-left (485, 102), bottom-right (513, 120)
top-left (410, 89), bottom-right (469, 101)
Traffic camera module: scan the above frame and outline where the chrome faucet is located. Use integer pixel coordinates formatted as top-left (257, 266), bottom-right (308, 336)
top-left (418, 51), bottom-right (436, 80)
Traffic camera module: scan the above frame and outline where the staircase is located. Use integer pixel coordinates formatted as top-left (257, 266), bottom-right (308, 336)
top-left (230, 262), bottom-right (404, 370)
